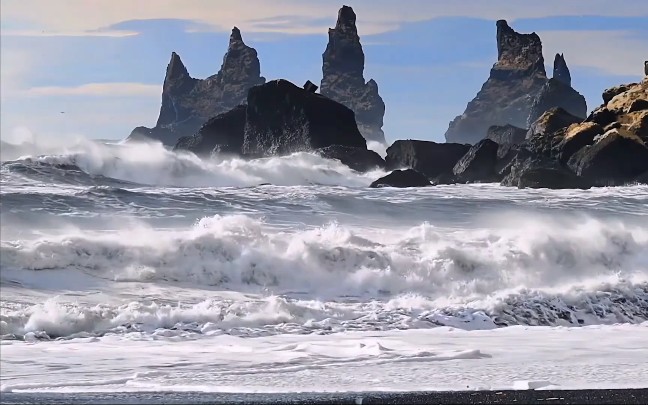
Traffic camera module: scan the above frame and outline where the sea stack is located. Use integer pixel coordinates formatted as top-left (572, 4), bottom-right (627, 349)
top-left (128, 27), bottom-right (265, 146)
top-left (320, 5), bottom-right (386, 144)
top-left (444, 20), bottom-right (547, 144)
top-left (527, 54), bottom-right (587, 126)
top-left (553, 53), bottom-right (571, 86)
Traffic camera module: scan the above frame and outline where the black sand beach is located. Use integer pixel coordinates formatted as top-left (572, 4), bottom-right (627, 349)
top-left (2, 389), bottom-right (648, 405)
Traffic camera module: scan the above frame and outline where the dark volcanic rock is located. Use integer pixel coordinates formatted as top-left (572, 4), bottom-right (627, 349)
top-left (527, 78), bottom-right (587, 126)
top-left (370, 169), bottom-right (431, 188)
top-left (174, 105), bottom-right (246, 156)
top-left (628, 99), bottom-right (648, 113)
top-left (636, 170), bottom-right (648, 184)
top-left (452, 139), bottom-right (500, 182)
top-left (486, 124), bottom-right (527, 145)
top-left (527, 107), bottom-right (582, 139)
top-left (502, 155), bottom-right (590, 189)
top-left (567, 129), bottom-right (648, 186)
top-left (586, 107), bottom-right (617, 128)
top-left (242, 79), bottom-right (366, 156)
top-left (316, 145), bottom-right (385, 172)
top-left (127, 28), bottom-right (265, 145)
top-left (303, 80), bottom-right (318, 93)
top-left (498, 80), bottom-right (648, 189)
top-left (444, 20), bottom-right (547, 144)
top-left (552, 53), bottom-right (571, 87)
top-left (320, 6), bottom-right (386, 143)
top-left (385, 140), bottom-right (470, 179)
top-left (602, 84), bottom-right (633, 104)
top-left (556, 122), bottom-right (601, 164)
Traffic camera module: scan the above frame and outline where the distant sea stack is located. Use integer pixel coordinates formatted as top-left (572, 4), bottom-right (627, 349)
top-left (527, 54), bottom-right (586, 125)
top-left (444, 20), bottom-right (586, 145)
top-left (128, 27), bottom-right (265, 146)
top-left (320, 5), bottom-right (387, 144)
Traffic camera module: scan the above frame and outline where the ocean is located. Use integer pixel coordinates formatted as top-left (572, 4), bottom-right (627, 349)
top-left (1, 140), bottom-right (647, 394)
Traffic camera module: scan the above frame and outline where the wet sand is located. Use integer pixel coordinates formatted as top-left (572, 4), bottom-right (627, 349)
top-left (2, 389), bottom-right (648, 404)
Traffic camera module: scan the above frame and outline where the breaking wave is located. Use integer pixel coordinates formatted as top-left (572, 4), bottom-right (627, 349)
top-left (2, 213), bottom-right (647, 339)
top-left (1, 141), bottom-right (386, 188)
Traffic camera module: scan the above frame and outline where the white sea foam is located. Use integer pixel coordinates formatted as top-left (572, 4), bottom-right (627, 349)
top-left (1, 325), bottom-right (647, 393)
top-left (4, 140), bottom-right (387, 187)
top-left (2, 213), bottom-right (647, 338)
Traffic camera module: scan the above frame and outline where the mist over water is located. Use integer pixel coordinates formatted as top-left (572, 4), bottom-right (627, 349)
top-left (1, 140), bottom-right (648, 341)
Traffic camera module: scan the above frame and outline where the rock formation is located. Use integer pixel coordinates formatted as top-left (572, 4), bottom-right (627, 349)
top-left (242, 79), bottom-right (367, 157)
top-left (316, 145), bottom-right (385, 172)
top-left (370, 169), bottom-right (431, 188)
top-left (444, 22), bottom-right (587, 145)
top-left (486, 124), bottom-right (527, 145)
top-left (173, 79), bottom-right (384, 172)
top-left (320, 6), bottom-right (386, 144)
top-left (567, 78), bottom-right (648, 185)
top-left (527, 54), bottom-right (586, 125)
top-left (507, 79), bottom-right (648, 187)
top-left (444, 20), bottom-right (547, 144)
top-left (174, 105), bottom-right (246, 156)
top-left (128, 27), bottom-right (265, 145)
top-left (452, 139), bottom-right (500, 182)
top-left (553, 53), bottom-right (571, 86)
top-left (385, 140), bottom-right (470, 180)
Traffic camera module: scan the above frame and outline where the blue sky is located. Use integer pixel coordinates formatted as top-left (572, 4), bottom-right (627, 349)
top-left (1, 0), bottom-right (647, 144)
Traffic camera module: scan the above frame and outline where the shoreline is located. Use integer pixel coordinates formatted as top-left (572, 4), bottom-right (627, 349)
top-left (2, 389), bottom-right (648, 405)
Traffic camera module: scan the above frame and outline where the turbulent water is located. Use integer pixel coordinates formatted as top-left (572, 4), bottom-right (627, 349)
top-left (1, 140), bottom-right (648, 343)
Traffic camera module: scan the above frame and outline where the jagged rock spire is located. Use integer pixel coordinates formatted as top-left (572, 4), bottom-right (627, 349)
top-left (322, 5), bottom-right (364, 79)
top-left (230, 26), bottom-right (243, 43)
top-left (444, 20), bottom-right (548, 144)
top-left (320, 5), bottom-right (386, 144)
top-left (130, 27), bottom-right (264, 146)
top-left (217, 26), bottom-right (262, 84)
top-left (165, 52), bottom-right (190, 82)
top-left (494, 20), bottom-right (545, 76)
top-left (553, 53), bottom-right (571, 86)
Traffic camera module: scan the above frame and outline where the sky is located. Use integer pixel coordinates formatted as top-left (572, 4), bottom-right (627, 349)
top-left (1, 0), bottom-right (647, 144)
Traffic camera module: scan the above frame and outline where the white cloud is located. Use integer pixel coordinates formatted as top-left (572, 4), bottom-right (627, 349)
top-left (539, 30), bottom-right (648, 76)
top-left (24, 82), bottom-right (161, 97)
top-left (2, 0), bottom-right (647, 36)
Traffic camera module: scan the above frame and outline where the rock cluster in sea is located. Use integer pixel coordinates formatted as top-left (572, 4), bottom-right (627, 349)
top-left (126, 6), bottom-right (648, 189)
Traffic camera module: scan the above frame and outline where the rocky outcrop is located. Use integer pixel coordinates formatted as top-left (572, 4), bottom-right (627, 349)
top-left (242, 79), bottom-right (366, 156)
top-left (320, 6), bottom-right (386, 144)
top-left (444, 23), bottom-right (588, 145)
top-left (174, 105), bottom-right (246, 156)
top-left (486, 124), bottom-right (527, 145)
top-left (502, 155), bottom-right (591, 189)
top-left (370, 169), bottom-right (431, 188)
top-left (527, 80), bottom-right (587, 125)
top-left (501, 79), bottom-right (648, 188)
top-left (527, 107), bottom-right (583, 141)
top-left (452, 139), bottom-right (500, 182)
top-left (385, 140), bottom-right (470, 179)
top-left (316, 145), bottom-right (385, 172)
top-left (567, 128), bottom-right (648, 186)
top-left (553, 53), bottom-right (571, 86)
top-left (444, 20), bottom-right (547, 144)
top-left (128, 28), bottom-right (265, 145)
